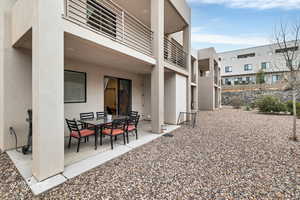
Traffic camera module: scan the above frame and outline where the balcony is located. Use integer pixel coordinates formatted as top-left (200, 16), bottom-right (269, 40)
top-left (64, 0), bottom-right (153, 56)
top-left (164, 37), bottom-right (188, 69)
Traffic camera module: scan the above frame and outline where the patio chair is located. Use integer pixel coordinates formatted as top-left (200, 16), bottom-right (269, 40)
top-left (66, 119), bottom-right (96, 152)
top-left (128, 110), bottom-right (138, 117)
top-left (100, 118), bottom-right (127, 149)
top-left (126, 114), bottom-right (140, 144)
top-left (96, 111), bottom-right (107, 119)
top-left (80, 112), bottom-right (95, 128)
top-left (80, 112), bottom-right (95, 120)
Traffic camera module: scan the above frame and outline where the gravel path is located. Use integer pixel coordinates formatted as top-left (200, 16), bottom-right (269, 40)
top-left (0, 108), bottom-right (299, 199)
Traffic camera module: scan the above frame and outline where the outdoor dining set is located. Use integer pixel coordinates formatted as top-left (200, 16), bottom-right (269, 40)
top-left (65, 111), bottom-right (140, 152)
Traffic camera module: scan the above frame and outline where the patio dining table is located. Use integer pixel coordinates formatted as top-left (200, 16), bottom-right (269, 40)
top-left (78, 115), bottom-right (128, 150)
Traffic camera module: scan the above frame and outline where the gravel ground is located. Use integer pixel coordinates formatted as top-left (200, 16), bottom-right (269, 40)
top-left (0, 108), bottom-right (299, 199)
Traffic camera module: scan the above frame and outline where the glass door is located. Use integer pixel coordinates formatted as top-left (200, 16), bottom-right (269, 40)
top-left (104, 77), bottom-right (118, 115)
top-left (118, 79), bottom-right (132, 115)
top-left (104, 77), bottom-right (132, 115)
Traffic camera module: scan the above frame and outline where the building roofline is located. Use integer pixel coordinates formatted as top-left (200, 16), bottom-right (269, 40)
top-left (218, 40), bottom-right (297, 55)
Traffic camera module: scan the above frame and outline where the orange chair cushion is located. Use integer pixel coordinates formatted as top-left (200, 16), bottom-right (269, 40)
top-left (127, 125), bottom-right (136, 131)
top-left (102, 129), bottom-right (124, 136)
top-left (71, 129), bottom-right (95, 138)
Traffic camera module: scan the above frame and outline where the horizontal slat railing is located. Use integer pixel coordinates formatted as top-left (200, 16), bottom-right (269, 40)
top-left (164, 37), bottom-right (187, 69)
top-left (64, 0), bottom-right (153, 56)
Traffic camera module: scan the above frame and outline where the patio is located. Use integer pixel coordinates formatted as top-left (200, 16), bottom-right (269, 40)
top-left (6, 121), bottom-right (179, 195)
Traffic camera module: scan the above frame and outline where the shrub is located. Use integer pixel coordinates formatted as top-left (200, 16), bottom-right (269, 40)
top-left (244, 105), bottom-right (251, 111)
top-left (256, 96), bottom-right (287, 113)
top-left (250, 101), bottom-right (257, 109)
top-left (286, 100), bottom-right (300, 117)
top-left (231, 97), bottom-right (243, 109)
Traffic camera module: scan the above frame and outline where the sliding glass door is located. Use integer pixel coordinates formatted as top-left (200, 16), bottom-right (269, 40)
top-left (104, 77), bottom-right (132, 115)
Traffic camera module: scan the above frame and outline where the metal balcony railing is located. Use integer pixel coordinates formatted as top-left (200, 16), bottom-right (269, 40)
top-left (164, 37), bottom-right (187, 69)
top-left (64, 0), bottom-right (153, 56)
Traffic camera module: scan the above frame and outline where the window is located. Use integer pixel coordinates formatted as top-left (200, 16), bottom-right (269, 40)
top-left (64, 70), bottom-right (87, 103)
top-left (272, 74), bottom-right (281, 83)
top-left (261, 62), bottom-right (270, 70)
top-left (237, 53), bottom-right (255, 59)
top-left (224, 78), bottom-right (232, 85)
top-left (244, 64), bottom-right (253, 71)
top-left (246, 77), bottom-right (251, 83)
top-left (87, 0), bottom-right (117, 38)
top-left (275, 46), bottom-right (298, 54)
top-left (225, 66), bottom-right (232, 73)
top-left (234, 77), bottom-right (243, 85)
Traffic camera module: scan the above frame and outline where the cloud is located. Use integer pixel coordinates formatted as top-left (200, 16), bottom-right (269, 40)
top-left (192, 31), bottom-right (269, 46)
top-left (188, 0), bottom-right (300, 10)
top-left (191, 26), bottom-right (204, 33)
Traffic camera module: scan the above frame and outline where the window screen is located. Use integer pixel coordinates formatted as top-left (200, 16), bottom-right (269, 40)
top-left (64, 70), bottom-right (87, 103)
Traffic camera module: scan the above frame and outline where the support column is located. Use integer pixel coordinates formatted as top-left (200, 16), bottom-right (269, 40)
top-left (183, 26), bottom-right (192, 113)
top-left (151, 0), bottom-right (164, 133)
top-left (32, 0), bottom-right (64, 181)
top-left (0, 2), bottom-right (4, 151)
top-left (210, 58), bottom-right (216, 110)
top-left (194, 59), bottom-right (199, 111)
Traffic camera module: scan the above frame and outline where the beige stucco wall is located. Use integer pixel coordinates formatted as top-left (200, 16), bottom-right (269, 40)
top-left (175, 73), bottom-right (187, 119)
top-left (164, 72), bottom-right (187, 124)
top-left (169, 0), bottom-right (191, 25)
top-left (164, 72), bottom-right (177, 124)
top-left (11, 0), bottom-right (33, 46)
top-left (198, 76), bottom-right (214, 110)
top-left (143, 74), bottom-right (152, 120)
top-left (64, 59), bottom-right (145, 134)
top-left (0, 0), bottom-right (32, 151)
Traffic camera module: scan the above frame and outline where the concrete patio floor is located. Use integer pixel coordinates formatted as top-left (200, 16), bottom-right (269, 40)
top-left (6, 121), bottom-right (179, 195)
top-left (1, 108), bottom-right (300, 199)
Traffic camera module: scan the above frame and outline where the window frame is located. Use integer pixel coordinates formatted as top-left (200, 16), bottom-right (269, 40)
top-left (261, 62), bottom-right (270, 70)
top-left (244, 64), bottom-right (253, 71)
top-left (225, 66), bottom-right (232, 73)
top-left (272, 74), bottom-right (281, 83)
top-left (237, 53), bottom-right (255, 59)
top-left (64, 70), bottom-right (87, 104)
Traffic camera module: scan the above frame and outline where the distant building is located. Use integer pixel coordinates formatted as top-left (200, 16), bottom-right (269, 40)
top-left (197, 48), bottom-right (222, 110)
top-left (218, 41), bottom-right (298, 87)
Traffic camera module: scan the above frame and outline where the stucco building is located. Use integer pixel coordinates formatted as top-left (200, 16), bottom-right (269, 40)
top-left (1, 0), bottom-right (193, 182)
top-left (197, 48), bottom-right (221, 110)
top-left (219, 41), bottom-right (298, 87)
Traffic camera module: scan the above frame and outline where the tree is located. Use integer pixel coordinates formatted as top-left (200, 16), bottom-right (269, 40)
top-left (273, 22), bottom-right (300, 141)
top-left (256, 69), bottom-right (265, 90)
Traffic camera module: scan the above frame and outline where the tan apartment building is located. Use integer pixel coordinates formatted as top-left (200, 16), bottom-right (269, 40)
top-left (218, 41), bottom-right (298, 87)
top-left (197, 47), bottom-right (221, 110)
top-left (0, 0), bottom-right (192, 182)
